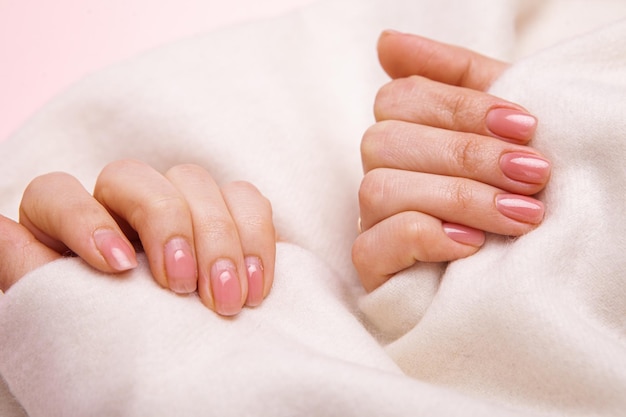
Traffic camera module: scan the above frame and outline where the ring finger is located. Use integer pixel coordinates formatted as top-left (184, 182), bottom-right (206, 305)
top-left (359, 168), bottom-right (545, 236)
top-left (353, 211), bottom-right (482, 292)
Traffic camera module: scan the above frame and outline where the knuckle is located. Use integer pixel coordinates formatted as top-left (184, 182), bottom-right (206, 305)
top-left (374, 77), bottom-right (421, 121)
top-left (24, 172), bottom-right (72, 196)
top-left (403, 214), bottom-right (426, 244)
top-left (441, 89), bottom-right (484, 131)
top-left (195, 215), bottom-right (237, 242)
top-left (448, 92), bottom-right (471, 121)
top-left (223, 180), bottom-right (260, 197)
top-left (373, 81), bottom-right (394, 120)
top-left (223, 181), bottom-right (273, 214)
top-left (236, 213), bottom-right (267, 232)
top-left (96, 159), bottom-right (144, 194)
top-left (361, 121), bottom-right (396, 170)
top-left (351, 238), bottom-right (364, 269)
top-left (402, 214), bottom-right (442, 261)
top-left (351, 235), bottom-right (370, 273)
top-left (100, 159), bottom-right (143, 178)
top-left (443, 179), bottom-right (475, 210)
top-left (448, 137), bottom-right (482, 176)
top-left (166, 163), bottom-right (205, 178)
top-left (128, 194), bottom-right (188, 228)
top-left (358, 169), bottom-right (390, 213)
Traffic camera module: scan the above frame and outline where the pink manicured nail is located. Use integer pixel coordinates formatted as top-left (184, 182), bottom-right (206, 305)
top-left (500, 153), bottom-right (551, 184)
top-left (442, 223), bottom-right (485, 247)
top-left (495, 194), bottom-right (545, 224)
top-left (245, 256), bottom-right (264, 307)
top-left (164, 238), bottom-right (197, 294)
top-left (486, 108), bottom-right (537, 142)
top-left (210, 259), bottom-right (242, 316)
top-left (93, 229), bottom-right (137, 271)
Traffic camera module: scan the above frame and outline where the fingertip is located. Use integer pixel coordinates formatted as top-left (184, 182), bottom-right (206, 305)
top-left (93, 228), bottom-right (138, 272)
top-left (442, 223), bottom-right (485, 248)
top-left (377, 30), bottom-right (411, 79)
top-left (210, 259), bottom-right (244, 316)
top-left (378, 29), bottom-right (405, 44)
top-left (164, 237), bottom-right (198, 294)
top-left (486, 107), bottom-right (538, 143)
top-left (244, 256), bottom-right (264, 307)
top-left (351, 231), bottom-right (392, 293)
top-left (377, 31), bottom-right (508, 89)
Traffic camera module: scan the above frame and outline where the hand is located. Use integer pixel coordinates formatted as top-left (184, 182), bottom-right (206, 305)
top-left (0, 160), bottom-right (276, 316)
top-left (353, 31), bottom-right (551, 291)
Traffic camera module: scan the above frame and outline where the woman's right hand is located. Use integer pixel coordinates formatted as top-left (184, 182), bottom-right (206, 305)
top-left (1, 160), bottom-right (276, 316)
top-left (353, 31), bottom-right (551, 292)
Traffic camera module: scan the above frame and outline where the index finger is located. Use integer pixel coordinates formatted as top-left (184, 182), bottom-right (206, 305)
top-left (377, 30), bottom-right (509, 91)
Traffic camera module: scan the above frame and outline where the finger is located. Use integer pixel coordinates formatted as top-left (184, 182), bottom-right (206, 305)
top-left (165, 164), bottom-right (247, 316)
top-left (374, 75), bottom-right (537, 144)
top-left (94, 160), bottom-right (198, 294)
top-left (19, 172), bottom-right (138, 273)
top-left (221, 181), bottom-right (276, 307)
top-left (377, 30), bottom-right (508, 91)
top-left (361, 121), bottom-right (551, 195)
top-left (359, 168), bottom-right (545, 237)
top-left (0, 214), bottom-right (61, 292)
top-left (352, 211), bottom-right (483, 292)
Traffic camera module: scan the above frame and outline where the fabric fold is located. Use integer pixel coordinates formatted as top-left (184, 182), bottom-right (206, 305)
top-left (1, 1), bottom-right (625, 416)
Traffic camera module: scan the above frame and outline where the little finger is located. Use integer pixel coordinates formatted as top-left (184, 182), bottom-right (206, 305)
top-left (359, 168), bottom-right (545, 237)
top-left (353, 211), bottom-right (483, 292)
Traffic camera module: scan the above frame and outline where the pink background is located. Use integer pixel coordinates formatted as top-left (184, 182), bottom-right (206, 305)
top-left (0, 0), bottom-right (316, 142)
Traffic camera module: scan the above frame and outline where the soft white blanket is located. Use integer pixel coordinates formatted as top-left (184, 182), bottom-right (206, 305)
top-left (1, 1), bottom-right (625, 416)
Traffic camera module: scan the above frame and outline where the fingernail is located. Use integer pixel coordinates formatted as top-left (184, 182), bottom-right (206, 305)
top-left (245, 256), bottom-right (264, 307)
top-left (486, 108), bottom-right (537, 142)
top-left (383, 29), bottom-right (404, 35)
top-left (93, 229), bottom-right (137, 271)
top-left (500, 152), bottom-right (551, 184)
top-left (164, 237), bottom-right (197, 294)
top-left (210, 259), bottom-right (242, 316)
top-left (442, 223), bottom-right (485, 247)
top-left (495, 194), bottom-right (545, 224)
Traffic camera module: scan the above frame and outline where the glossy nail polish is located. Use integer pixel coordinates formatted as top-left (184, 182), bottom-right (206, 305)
top-left (443, 223), bottom-right (485, 247)
top-left (93, 229), bottom-right (137, 271)
top-left (210, 259), bottom-right (242, 316)
top-left (164, 238), bottom-right (197, 294)
top-left (495, 194), bottom-right (545, 224)
top-left (486, 108), bottom-right (537, 142)
top-left (500, 153), bottom-right (551, 184)
top-left (245, 256), bottom-right (264, 307)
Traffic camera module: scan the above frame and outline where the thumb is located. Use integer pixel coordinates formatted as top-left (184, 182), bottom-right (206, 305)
top-left (377, 30), bottom-right (509, 91)
top-left (0, 214), bottom-right (61, 292)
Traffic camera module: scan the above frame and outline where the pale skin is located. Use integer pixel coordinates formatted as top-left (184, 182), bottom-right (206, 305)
top-left (353, 30), bottom-right (551, 291)
top-left (0, 161), bottom-right (276, 316)
top-left (0, 31), bottom-right (551, 310)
